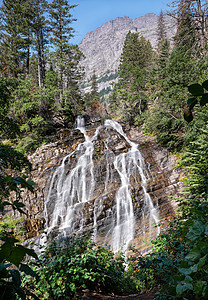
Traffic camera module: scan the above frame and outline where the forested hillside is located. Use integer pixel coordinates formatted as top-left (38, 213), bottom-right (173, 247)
top-left (0, 0), bottom-right (208, 299)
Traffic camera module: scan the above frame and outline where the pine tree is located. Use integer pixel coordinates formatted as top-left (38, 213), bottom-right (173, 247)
top-left (169, 0), bottom-right (207, 54)
top-left (61, 45), bottom-right (85, 121)
top-left (90, 70), bottom-right (100, 102)
top-left (112, 31), bottom-right (153, 123)
top-left (0, 0), bottom-right (33, 77)
top-left (157, 39), bottom-right (170, 79)
top-left (30, 0), bottom-right (48, 87)
top-left (145, 0), bottom-right (201, 150)
top-left (84, 71), bottom-right (104, 119)
top-left (48, 0), bottom-right (77, 96)
top-left (157, 10), bottom-right (167, 45)
top-left (47, 0), bottom-right (84, 121)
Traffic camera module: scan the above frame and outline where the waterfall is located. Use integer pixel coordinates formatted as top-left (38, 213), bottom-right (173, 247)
top-left (104, 120), bottom-right (159, 252)
top-left (44, 117), bottom-right (159, 252)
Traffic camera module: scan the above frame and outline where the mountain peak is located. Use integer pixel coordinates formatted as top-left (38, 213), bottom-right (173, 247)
top-left (79, 13), bottom-right (176, 90)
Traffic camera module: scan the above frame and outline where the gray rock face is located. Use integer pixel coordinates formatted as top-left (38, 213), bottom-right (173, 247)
top-left (79, 13), bottom-right (177, 82)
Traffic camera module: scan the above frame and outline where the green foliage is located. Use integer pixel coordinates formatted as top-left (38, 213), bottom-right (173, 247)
top-left (144, 34), bottom-right (201, 150)
top-left (184, 80), bottom-right (208, 122)
top-left (10, 76), bottom-right (56, 152)
top-left (180, 120), bottom-right (208, 201)
top-left (0, 78), bottom-right (19, 139)
top-left (0, 144), bottom-right (37, 299)
top-left (0, 0), bottom-right (32, 77)
top-left (0, 0), bottom-right (84, 152)
top-left (0, 236), bottom-right (38, 300)
top-left (23, 234), bottom-right (135, 299)
top-left (0, 214), bottom-right (25, 241)
top-left (0, 169), bottom-right (37, 300)
top-left (97, 72), bottom-right (118, 83)
top-left (110, 31), bottom-right (153, 123)
top-left (128, 201), bottom-right (208, 299)
top-left (0, 143), bottom-right (34, 210)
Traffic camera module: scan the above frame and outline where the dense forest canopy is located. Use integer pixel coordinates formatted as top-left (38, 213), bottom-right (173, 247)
top-left (0, 0), bottom-right (208, 299)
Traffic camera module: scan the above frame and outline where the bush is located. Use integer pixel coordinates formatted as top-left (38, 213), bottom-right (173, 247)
top-left (127, 200), bottom-right (208, 299)
top-left (24, 234), bottom-right (135, 299)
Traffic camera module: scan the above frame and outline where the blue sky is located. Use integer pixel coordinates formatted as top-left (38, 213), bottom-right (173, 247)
top-left (71, 0), bottom-right (171, 44)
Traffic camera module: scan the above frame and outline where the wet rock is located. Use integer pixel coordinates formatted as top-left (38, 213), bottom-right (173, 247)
top-left (20, 120), bottom-right (183, 252)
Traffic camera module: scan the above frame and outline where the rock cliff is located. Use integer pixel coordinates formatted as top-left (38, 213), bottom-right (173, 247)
top-left (22, 120), bottom-right (183, 253)
top-left (79, 13), bottom-right (177, 91)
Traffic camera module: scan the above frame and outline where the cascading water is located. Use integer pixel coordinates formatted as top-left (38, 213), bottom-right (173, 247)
top-left (44, 116), bottom-right (159, 252)
top-left (104, 120), bottom-right (159, 252)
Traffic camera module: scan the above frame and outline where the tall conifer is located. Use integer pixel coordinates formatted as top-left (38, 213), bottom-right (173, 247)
top-left (48, 0), bottom-right (77, 96)
top-left (30, 0), bottom-right (48, 87)
top-left (157, 10), bottom-right (167, 45)
top-left (0, 0), bottom-right (32, 77)
top-left (112, 31), bottom-right (153, 123)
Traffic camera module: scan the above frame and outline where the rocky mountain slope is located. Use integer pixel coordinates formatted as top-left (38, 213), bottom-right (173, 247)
top-left (79, 13), bottom-right (177, 93)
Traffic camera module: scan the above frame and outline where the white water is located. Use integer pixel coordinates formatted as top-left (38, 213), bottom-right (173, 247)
top-left (44, 117), bottom-right (159, 252)
top-left (104, 120), bottom-right (159, 252)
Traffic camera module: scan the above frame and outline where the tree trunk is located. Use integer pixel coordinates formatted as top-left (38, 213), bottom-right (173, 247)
top-left (37, 31), bottom-right (42, 87)
top-left (26, 34), bottom-right (30, 75)
top-left (196, 0), bottom-right (207, 50)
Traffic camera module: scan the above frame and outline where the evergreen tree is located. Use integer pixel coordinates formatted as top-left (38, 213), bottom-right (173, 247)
top-left (111, 31), bottom-right (153, 124)
top-left (84, 71), bottom-right (104, 119)
top-left (48, 0), bottom-right (84, 121)
top-left (144, 0), bottom-right (203, 150)
top-left (157, 39), bottom-right (170, 79)
top-left (61, 45), bottom-right (84, 120)
top-left (48, 0), bottom-right (77, 96)
top-left (0, 0), bottom-right (33, 77)
top-left (182, 112), bottom-right (208, 198)
top-left (169, 0), bottom-right (208, 54)
top-left (90, 70), bottom-right (100, 102)
top-left (157, 10), bottom-right (167, 45)
top-left (30, 0), bottom-right (49, 87)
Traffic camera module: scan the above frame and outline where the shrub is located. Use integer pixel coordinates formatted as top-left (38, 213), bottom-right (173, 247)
top-left (24, 234), bottom-right (135, 299)
top-left (127, 200), bottom-right (208, 299)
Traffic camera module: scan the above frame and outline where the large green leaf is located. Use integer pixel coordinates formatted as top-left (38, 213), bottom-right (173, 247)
top-left (197, 255), bottom-right (207, 269)
top-left (179, 267), bottom-right (192, 275)
top-left (188, 84), bottom-right (204, 96)
top-left (7, 245), bottom-right (27, 267)
top-left (184, 110), bottom-right (193, 123)
top-left (187, 97), bottom-right (197, 109)
top-left (176, 282), bottom-right (193, 294)
top-left (179, 264), bottom-right (198, 275)
top-left (11, 269), bottom-right (21, 287)
top-left (20, 263), bottom-right (39, 279)
top-left (202, 80), bottom-right (208, 91)
top-left (186, 220), bottom-right (204, 241)
top-left (205, 223), bottom-right (208, 235)
top-left (185, 247), bottom-right (201, 262)
top-left (0, 238), bottom-right (37, 267)
top-left (200, 93), bottom-right (208, 106)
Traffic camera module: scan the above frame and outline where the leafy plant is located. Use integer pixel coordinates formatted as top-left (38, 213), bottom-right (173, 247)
top-left (128, 201), bottom-right (208, 299)
top-left (23, 234), bottom-right (135, 299)
top-left (184, 80), bottom-right (208, 122)
top-left (0, 214), bottom-right (25, 241)
top-left (0, 140), bottom-right (37, 299)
